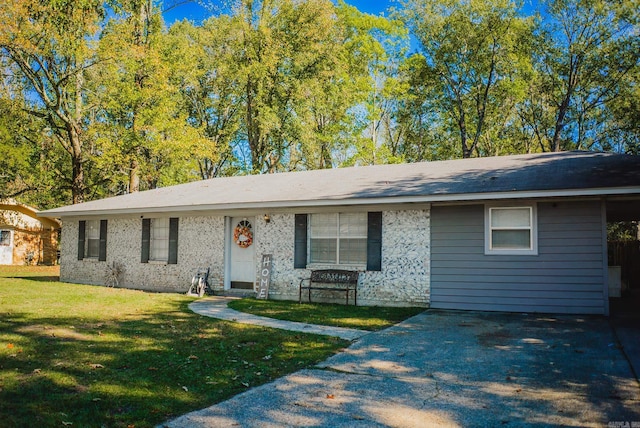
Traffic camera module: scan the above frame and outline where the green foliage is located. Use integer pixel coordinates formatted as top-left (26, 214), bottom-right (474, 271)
top-left (0, 95), bottom-right (37, 199)
top-left (397, 0), bottom-right (535, 158)
top-left (0, 0), bottom-right (638, 208)
top-left (517, 0), bottom-right (639, 153)
top-left (608, 222), bottom-right (639, 242)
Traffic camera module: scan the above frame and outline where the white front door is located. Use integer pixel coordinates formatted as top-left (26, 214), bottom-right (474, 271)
top-left (0, 230), bottom-right (14, 265)
top-left (230, 217), bottom-right (255, 289)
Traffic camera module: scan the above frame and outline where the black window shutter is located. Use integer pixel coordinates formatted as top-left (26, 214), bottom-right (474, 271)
top-left (77, 220), bottom-right (86, 260)
top-left (168, 217), bottom-right (179, 265)
top-left (98, 220), bottom-right (108, 261)
top-left (141, 219), bottom-right (150, 263)
top-left (367, 212), bottom-right (382, 271)
top-left (294, 214), bottom-right (308, 268)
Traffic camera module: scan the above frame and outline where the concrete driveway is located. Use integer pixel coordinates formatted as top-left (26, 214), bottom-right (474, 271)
top-left (163, 310), bottom-right (640, 427)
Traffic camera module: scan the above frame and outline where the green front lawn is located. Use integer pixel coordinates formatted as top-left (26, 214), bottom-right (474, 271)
top-left (228, 298), bottom-right (425, 331)
top-left (0, 266), bottom-right (347, 427)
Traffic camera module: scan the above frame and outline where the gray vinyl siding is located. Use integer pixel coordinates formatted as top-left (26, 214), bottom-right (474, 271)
top-left (430, 201), bottom-right (606, 314)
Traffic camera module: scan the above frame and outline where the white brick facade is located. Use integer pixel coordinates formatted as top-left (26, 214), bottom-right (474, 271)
top-left (61, 208), bottom-right (430, 307)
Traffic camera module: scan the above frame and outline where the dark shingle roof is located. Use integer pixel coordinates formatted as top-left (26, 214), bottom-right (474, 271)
top-left (40, 151), bottom-right (640, 217)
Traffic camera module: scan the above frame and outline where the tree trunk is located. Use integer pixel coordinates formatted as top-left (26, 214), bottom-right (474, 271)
top-left (70, 73), bottom-right (85, 204)
top-left (69, 126), bottom-right (85, 204)
top-left (129, 158), bottom-right (140, 193)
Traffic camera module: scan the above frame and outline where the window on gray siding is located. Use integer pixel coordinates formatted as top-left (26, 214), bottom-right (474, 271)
top-left (485, 205), bottom-right (537, 255)
top-left (310, 213), bottom-right (367, 265)
top-left (85, 220), bottom-right (101, 258)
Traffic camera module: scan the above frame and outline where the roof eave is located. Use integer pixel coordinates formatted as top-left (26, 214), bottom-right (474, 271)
top-left (37, 186), bottom-right (640, 218)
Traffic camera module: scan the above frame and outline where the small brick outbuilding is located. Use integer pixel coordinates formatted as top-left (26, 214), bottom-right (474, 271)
top-left (0, 200), bottom-right (60, 265)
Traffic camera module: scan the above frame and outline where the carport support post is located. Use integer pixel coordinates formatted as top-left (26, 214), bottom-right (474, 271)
top-left (601, 199), bottom-right (610, 316)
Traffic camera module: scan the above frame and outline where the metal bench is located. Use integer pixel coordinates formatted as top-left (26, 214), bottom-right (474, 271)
top-left (299, 269), bottom-right (359, 305)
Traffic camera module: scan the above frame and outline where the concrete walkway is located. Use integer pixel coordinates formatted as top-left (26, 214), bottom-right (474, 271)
top-left (189, 297), bottom-right (368, 341)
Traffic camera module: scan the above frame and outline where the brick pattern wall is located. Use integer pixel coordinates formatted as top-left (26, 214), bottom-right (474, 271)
top-left (61, 209), bottom-right (430, 307)
top-left (61, 216), bottom-right (225, 292)
top-left (255, 210), bottom-right (431, 307)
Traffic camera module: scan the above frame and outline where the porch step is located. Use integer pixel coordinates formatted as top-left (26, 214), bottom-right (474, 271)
top-left (217, 289), bottom-right (256, 298)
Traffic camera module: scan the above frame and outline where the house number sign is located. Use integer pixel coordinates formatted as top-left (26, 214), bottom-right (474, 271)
top-left (257, 254), bottom-right (272, 300)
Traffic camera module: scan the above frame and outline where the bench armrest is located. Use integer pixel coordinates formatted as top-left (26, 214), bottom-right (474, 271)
top-left (299, 277), bottom-right (311, 287)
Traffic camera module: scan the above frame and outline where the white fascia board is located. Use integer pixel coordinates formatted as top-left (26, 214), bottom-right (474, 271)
top-left (41, 186), bottom-right (640, 218)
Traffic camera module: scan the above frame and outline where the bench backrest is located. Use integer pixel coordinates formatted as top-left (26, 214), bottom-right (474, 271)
top-left (310, 269), bottom-right (359, 285)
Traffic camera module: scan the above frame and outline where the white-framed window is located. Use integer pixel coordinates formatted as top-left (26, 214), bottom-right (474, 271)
top-left (150, 217), bottom-right (170, 262)
top-left (85, 220), bottom-right (101, 258)
top-left (309, 212), bottom-right (367, 265)
top-left (0, 230), bottom-right (11, 246)
top-left (485, 205), bottom-right (537, 255)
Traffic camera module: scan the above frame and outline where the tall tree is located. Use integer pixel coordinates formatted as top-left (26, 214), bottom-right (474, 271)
top-left (0, 0), bottom-right (109, 203)
top-left (398, 0), bottom-right (534, 158)
top-left (91, 1), bottom-right (211, 194)
top-left (231, 0), bottom-right (340, 172)
top-left (166, 18), bottom-right (242, 179)
top-left (520, 0), bottom-right (639, 152)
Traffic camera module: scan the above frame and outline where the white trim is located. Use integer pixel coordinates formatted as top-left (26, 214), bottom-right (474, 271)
top-left (223, 217), bottom-right (231, 291)
top-left (484, 204), bottom-right (538, 255)
top-left (40, 187), bottom-right (640, 218)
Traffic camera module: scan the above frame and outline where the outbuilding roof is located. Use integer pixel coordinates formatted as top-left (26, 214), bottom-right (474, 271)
top-left (1, 199), bottom-right (61, 228)
top-left (40, 151), bottom-right (640, 217)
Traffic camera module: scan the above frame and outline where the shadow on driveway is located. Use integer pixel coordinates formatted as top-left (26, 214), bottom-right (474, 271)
top-left (163, 310), bottom-right (640, 428)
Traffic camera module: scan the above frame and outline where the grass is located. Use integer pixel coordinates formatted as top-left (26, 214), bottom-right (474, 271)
top-left (228, 298), bottom-right (425, 331)
top-left (0, 266), bottom-right (348, 427)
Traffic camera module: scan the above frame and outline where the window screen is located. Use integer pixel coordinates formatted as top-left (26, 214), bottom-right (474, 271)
top-left (310, 212), bottom-right (367, 265)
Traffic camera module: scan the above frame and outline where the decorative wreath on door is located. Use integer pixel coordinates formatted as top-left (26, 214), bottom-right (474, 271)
top-left (233, 220), bottom-right (253, 248)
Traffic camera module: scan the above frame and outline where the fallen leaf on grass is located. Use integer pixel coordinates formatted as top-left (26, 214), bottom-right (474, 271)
top-left (182, 386), bottom-right (188, 392)
top-left (32, 368), bottom-right (41, 374)
top-left (241, 382), bottom-right (249, 387)
top-left (188, 355), bottom-right (198, 360)
top-left (148, 367), bottom-right (158, 371)
top-left (92, 398), bottom-right (101, 402)
top-left (89, 363), bottom-right (104, 369)
top-left (326, 394), bottom-right (335, 399)
top-left (6, 343), bottom-right (13, 349)
top-left (62, 422), bottom-right (72, 426)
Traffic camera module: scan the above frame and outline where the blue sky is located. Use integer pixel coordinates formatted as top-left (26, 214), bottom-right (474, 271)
top-left (162, 1), bottom-right (396, 25)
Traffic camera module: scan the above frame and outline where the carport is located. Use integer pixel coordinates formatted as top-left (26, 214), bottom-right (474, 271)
top-left (607, 198), bottom-right (640, 317)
